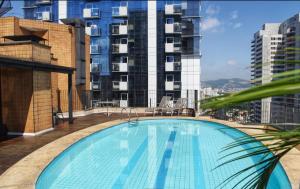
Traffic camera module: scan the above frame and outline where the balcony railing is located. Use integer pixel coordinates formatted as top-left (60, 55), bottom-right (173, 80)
top-left (86, 26), bottom-right (101, 36)
top-left (83, 8), bottom-right (100, 18)
top-left (112, 44), bottom-right (128, 54)
top-left (112, 81), bottom-right (128, 91)
top-left (112, 6), bottom-right (128, 17)
top-left (36, 11), bottom-right (51, 21)
top-left (112, 63), bottom-right (128, 72)
top-left (165, 4), bottom-right (182, 15)
top-left (165, 81), bottom-right (181, 91)
top-left (165, 23), bottom-right (182, 34)
top-left (90, 45), bottom-right (101, 54)
top-left (165, 62), bottom-right (181, 72)
top-left (112, 25), bottom-right (128, 35)
top-left (90, 64), bottom-right (101, 73)
top-left (165, 42), bottom-right (182, 53)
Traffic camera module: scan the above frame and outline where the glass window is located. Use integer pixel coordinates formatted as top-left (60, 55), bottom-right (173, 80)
top-left (166, 37), bottom-right (174, 43)
top-left (166, 75), bottom-right (174, 81)
top-left (121, 75), bottom-right (127, 82)
top-left (166, 18), bottom-right (174, 24)
top-left (121, 56), bottom-right (128, 63)
top-left (166, 56), bottom-right (174, 63)
top-left (121, 93), bottom-right (128, 100)
top-left (121, 38), bottom-right (127, 44)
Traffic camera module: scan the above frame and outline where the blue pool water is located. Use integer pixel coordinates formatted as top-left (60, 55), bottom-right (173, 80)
top-left (36, 119), bottom-right (291, 189)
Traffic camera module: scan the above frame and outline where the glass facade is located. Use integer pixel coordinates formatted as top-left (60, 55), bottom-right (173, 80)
top-left (23, 0), bottom-right (201, 107)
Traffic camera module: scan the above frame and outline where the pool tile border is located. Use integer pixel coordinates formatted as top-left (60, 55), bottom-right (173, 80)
top-left (0, 116), bottom-right (299, 189)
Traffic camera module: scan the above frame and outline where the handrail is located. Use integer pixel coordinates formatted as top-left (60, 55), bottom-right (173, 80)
top-left (121, 107), bottom-right (139, 122)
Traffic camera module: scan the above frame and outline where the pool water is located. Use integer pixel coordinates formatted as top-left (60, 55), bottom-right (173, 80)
top-left (36, 119), bottom-right (291, 189)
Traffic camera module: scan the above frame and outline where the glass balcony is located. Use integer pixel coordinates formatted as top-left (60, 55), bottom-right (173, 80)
top-left (83, 8), bottom-right (100, 18)
top-left (112, 6), bottom-right (128, 17)
top-left (36, 11), bottom-right (51, 21)
top-left (165, 81), bottom-right (181, 91)
top-left (112, 81), bottom-right (128, 91)
top-left (112, 44), bottom-right (128, 54)
top-left (90, 64), bottom-right (101, 73)
top-left (165, 23), bottom-right (182, 34)
top-left (86, 26), bottom-right (101, 36)
top-left (112, 25), bottom-right (128, 35)
top-left (90, 45), bottom-right (101, 54)
top-left (165, 42), bottom-right (182, 53)
top-left (165, 4), bottom-right (182, 15)
top-left (112, 63), bottom-right (128, 72)
top-left (165, 62), bottom-right (181, 72)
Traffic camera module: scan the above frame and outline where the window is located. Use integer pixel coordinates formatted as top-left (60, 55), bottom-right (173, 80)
top-left (166, 18), bottom-right (174, 24)
top-left (121, 38), bottom-right (127, 44)
top-left (121, 56), bottom-right (128, 63)
top-left (166, 37), bottom-right (174, 43)
top-left (166, 56), bottom-right (174, 63)
top-left (166, 75), bottom-right (174, 82)
top-left (120, 75), bottom-right (128, 82)
top-left (121, 93), bottom-right (128, 100)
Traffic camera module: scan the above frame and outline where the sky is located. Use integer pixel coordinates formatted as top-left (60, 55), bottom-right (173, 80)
top-left (5, 1), bottom-right (300, 81)
top-left (201, 1), bottom-right (300, 81)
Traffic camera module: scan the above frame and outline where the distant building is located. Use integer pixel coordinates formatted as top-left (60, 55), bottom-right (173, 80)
top-left (0, 17), bottom-right (90, 135)
top-left (23, 0), bottom-right (202, 107)
top-left (251, 13), bottom-right (300, 124)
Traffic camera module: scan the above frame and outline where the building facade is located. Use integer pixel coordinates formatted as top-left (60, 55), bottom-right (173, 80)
top-left (23, 0), bottom-right (201, 107)
top-left (251, 13), bottom-right (300, 124)
top-left (0, 17), bottom-right (90, 135)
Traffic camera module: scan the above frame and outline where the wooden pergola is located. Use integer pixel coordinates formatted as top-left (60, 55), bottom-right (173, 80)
top-left (0, 56), bottom-right (75, 124)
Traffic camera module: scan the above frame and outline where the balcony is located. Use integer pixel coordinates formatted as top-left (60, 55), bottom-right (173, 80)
top-left (36, 11), bottom-right (51, 21)
top-left (112, 81), bottom-right (128, 91)
top-left (83, 8), bottom-right (100, 19)
top-left (165, 4), bottom-right (182, 15)
top-left (85, 26), bottom-right (101, 36)
top-left (165, 62), bottom-right (181, 72)
top-left (90, 64), bottom-right (101, 73)
top-left (165, 81), bottom-right (181, 91)
top-left (112, 44), bottom-right (128, 54)
top-left (35, 0), bottom-right (51, 5)
top-left (112, 25), bottom-right (128, 35)
top-left (165, 23), bottom-right (182, 34)
top-left (112, 63), bottom-right (128, 72)
top-left (112, 6), bottom-right (128, 17)
top-left (90, 45), bottom-right (101, 54)
top-left (91, 82), bottom-right (101, 91)
top-left (165, 42), bottom-right (181, 53)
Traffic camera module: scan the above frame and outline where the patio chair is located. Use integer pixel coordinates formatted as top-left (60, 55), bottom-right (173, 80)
top-left (145, 96), bottom-right (172, 116)
top-left (169, 98), bottom-right (187, 116)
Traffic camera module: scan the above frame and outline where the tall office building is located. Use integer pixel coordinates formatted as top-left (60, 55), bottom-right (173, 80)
top-left (23, 0), bottom-right (201, 108)
top-left (251, 13), bottom-right (300, 124)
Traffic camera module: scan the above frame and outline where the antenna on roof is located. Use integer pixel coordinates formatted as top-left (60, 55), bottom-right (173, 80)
top-left (0, 0), bottom-right (12, 17)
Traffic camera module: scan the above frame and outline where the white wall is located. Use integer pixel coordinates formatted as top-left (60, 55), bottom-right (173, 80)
top-left (147, 0), bottom-right (157, 107)
top-left (58, 0), bottom-right (67, 24)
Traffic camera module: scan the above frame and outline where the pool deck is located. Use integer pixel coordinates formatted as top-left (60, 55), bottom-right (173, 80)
top-left (0, 116), bottom-right (299, 189)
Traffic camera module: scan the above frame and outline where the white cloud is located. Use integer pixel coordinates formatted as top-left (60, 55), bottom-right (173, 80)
top-left (201, 17), bottom-right (221, 31)
top-left (206, 5), bottom-right (220, 15)
top-left (230, 10), bottom-right (238, 20)
top-left (227, 59), bottom-right (237, 65)
top-left (233, 22), bottom-right (242, 29)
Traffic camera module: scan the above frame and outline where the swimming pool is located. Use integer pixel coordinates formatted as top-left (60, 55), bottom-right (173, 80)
top-left (36, 119), bottom-right (291, 189)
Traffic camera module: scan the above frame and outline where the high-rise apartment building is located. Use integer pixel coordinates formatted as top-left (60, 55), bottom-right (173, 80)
top-left (251, 13), bottom-right (300, 124)
top-left (23, 0), bottom-right (201, 108)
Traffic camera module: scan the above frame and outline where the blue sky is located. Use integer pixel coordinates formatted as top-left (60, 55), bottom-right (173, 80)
top-left (6, 1), bottom-right (300, 81)
top-left (201, 1), bottom-right (300, 81)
